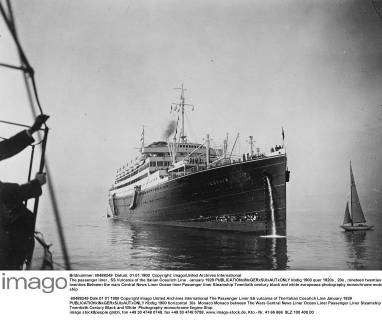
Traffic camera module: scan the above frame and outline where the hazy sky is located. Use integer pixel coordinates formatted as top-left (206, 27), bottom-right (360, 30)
top-left (0, 0), bottom-right (381, 229)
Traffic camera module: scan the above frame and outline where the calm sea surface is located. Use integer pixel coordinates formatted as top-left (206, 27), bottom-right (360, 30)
top-left (37, 203), bottom-right (382, 270)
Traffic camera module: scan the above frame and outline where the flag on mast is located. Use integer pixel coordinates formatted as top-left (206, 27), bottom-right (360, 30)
top-left (140, 125), bottom-right (145, 151)
top-left (282, 127), bottom-right (285, 141)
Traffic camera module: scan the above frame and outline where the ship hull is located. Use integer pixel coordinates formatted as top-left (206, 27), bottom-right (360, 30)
top-left (110, 155), bottom-right (287, 235)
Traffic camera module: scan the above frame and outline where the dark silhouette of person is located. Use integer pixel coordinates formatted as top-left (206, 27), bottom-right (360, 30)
top-left (0, 114), bottom-right (49, 270)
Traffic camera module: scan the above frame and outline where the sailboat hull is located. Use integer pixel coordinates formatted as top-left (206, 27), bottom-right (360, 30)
top-left (341, 225), bottom-right (374, 231)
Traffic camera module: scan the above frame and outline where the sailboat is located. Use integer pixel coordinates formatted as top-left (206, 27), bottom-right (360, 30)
top-left (341, 162), bottom-right (373, 231)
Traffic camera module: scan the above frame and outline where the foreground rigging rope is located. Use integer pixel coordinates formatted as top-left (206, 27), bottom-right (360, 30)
top-left (0, 0), bottom-right (71, 270)
top-left (371, 0), bottom-right (382, 21)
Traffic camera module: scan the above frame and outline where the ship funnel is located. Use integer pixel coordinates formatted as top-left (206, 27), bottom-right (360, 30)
top-left (163, 120), bottom-right (177, 140)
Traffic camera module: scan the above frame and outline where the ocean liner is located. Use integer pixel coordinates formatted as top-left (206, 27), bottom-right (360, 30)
top-left (108, 86), bottom-right (290, 235)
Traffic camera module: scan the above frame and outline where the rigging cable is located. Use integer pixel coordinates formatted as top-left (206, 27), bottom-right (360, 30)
top-left (371, 0), bottom-right (382, 21)
top-left (0, 0), bottom-right (71, 270)
top-left (184, 113), bottom-right (198, 143)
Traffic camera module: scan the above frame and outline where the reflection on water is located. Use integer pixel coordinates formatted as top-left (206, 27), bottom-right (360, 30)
top-left (343, 231), bottom-right (367, 269)
top-left (41, 208), bottom-right (382, 270)
top-left (108, 220), bottom-right (288, 270)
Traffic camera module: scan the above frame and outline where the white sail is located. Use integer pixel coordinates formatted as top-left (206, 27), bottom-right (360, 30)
top-left (350, 163), bottom-right (366, 224)
top-left (343, 202), bottom-right (352, 225)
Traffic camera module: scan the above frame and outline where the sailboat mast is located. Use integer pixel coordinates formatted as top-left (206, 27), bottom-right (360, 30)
top-left (350, 161), bottom-right (353, 225)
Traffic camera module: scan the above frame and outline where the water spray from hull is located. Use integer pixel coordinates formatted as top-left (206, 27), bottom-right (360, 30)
top-left (261, 176), bottom-right (285, 238)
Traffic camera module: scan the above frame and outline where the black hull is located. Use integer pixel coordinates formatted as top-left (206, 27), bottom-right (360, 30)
top-left (110, 155), bottom-right (287, 235)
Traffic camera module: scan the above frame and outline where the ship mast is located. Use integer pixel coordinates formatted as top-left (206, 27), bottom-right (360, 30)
top-left (223, 133), bottom-right (228, 158)
top-left (172, 84), bottom-right (194, 143)
top-left (249, 135), bottom-right (254, 157)
top-left (180, 85), bottom-right (186, 142)
top-left (206, 134), bottom-right (210, 168)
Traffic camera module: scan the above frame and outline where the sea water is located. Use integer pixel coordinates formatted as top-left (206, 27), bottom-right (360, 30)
top-left (37, 204), bottom-right (382, 270)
